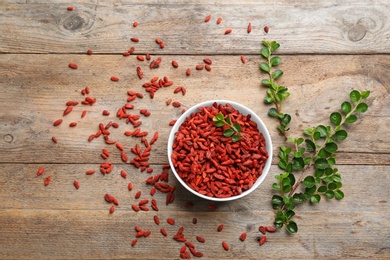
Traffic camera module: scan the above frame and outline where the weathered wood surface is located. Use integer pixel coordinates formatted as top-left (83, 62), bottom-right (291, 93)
top-left (1, 54), bottom-right (389, 165)
top-left (1, 0), bottom-right (390, 54)
top-left (0, 164), bottom-right (389, 259)
top-left (1, 0), bottom-right (390, 259)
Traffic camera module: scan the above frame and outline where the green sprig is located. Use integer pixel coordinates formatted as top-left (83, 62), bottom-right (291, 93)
top-left (271, 89), bottom-right (370, 233)
top-left (212, 112), bottom-right (242, 142)
top-left (260, 41), bottom-right (291, 134)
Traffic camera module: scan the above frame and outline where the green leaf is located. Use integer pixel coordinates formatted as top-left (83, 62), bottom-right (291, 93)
top-left (345, 115), bottom-right (357, 124)
top-left (296, 138), bottom-right (304, 146)
top-left (260, 62), bottom-right (270, 73)
top-left (325, 142), bottom-right (338, 153)
top-left (294, 151), bottom-right (302, 158)
top-left (350, 90), bottom-right (361, 102)
top-left (287, 174), bottom-right (296, 186)
top-left (270, 56), bottom-right (281, 66)
top-left (261, 48), bottom-right (270, 58)
top-left (282, 178), bottom-right (291, 186)
top-left (278, 161), bottom-right (287, 170)
top-left (322, 176), bottom-right (333, 183)
top-left (282, 185), bottom-right (292, 193)
top-left (276, 210), bottom-right (285, 219)
top-left (315, 125), bottom-right (327, 138)
top-left (292, 157), bottom-right (304, 171)
top-left (327, 158), bottom-right (336, 166)
top-left (278, 151), bottom-right (287, 160)
top-left (304, 157), bottom-right (312, 165)
top-left (271, 82), bottom-right (279, 91)
top-left (262, 40), bottom-right (271, 48)
top-left (356, 103), bottom-right (368, 113)
top-left (305, 186), bottom-right (316, 195)
top-left (286, 210), bottom-right (295, 220)
top-left (232, 135), bottom-right (241, 142)
top-left (282, 114), bottom-right (291, 126)
top-left (332, 175), bottom-right (341, 182)
top-left (282, 92), bottom-right (290, 99)
top-left (304, 128), bottom-right (314, 136)
top-left (315, 169), bottom-right (324, 178)
top-left (335, 190), bottom-right (344, 200)
top-left (215, 121), bottom-right (225, 127)
top-left (313, 132), bottom-right (321, 141)
top-left (262, 79), bottom-right (272, 87)
top-left (335, 130), bottom-right (348, 141)
top-left (275, 93), bottom-right (282, 102)
top-left (272, 183), bottom-right (281, 190)
top-left (264, 96), bottom-right (274, 104)
top-left (226, 115), bottom-right (232, 125)
top-left (223, 128), bottom-right (234, 137)
top-left (217, 112), bottom-right (225, 121)
top-left (266, 88), bottom-right (274, 96)
top-left (317, 186), bottom-right (327, 193)
top-left (325, 167), bottom-right (333, 176)
top-left (270, 41), bottom-right (280, 52)
top-left (317, 148), bottom-right (330, 158)
top-left (277, 125), bottom-right (286, 133)
top-left (315, 158), bottom-right (328, 169)
top-left (330, 112), bottom-right (342, 125)
top-left (285, 202), bottom-right (295, 211)
top-left (268, 108), bottom-right (279, 117)
top-left (286, 221), bottom-right (298, 233)
top-left (325, 190), bottom-right (335, 199)
top-left (305, 139), bottom-right (316, 152)
top-left (341, 101), bottom-right (352, 114)
top-left (328, 182), bottom-right (337, 190)
top-left (293, 193), bottom-right (306, 203)
top-left (272, 70), bottom-right (283, 80)
top-left (303, 176), bottom-right (315, 188)
top-left (274, 217), bottom-right (284, 224)
top-left (272, 195), bottom-right (284, 205)
top-left (233, 122), bottom-right (242, 133)
top-left (275, 222), bottom-right (283, 229)
top-left (361, 90), bottom-right (370, 99)
top-left (310, 194), bottom-right (321, 203)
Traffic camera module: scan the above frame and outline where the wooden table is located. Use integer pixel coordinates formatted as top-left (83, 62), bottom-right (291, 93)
top-left (1, 1), bottom-right (389, 259)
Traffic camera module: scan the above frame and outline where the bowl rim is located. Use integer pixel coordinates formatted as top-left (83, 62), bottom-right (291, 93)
top-left (167, 100), bottom-right (273, 202)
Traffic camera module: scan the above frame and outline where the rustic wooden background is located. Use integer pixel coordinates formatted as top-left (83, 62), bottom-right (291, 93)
top-left (0, 0), bottom-right (389, 259)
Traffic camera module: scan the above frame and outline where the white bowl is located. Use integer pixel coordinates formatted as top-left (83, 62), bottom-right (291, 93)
top-left (167, 100), bottom-right (273, 202)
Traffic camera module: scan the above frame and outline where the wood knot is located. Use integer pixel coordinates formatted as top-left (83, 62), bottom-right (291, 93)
top-left (58, 11), bottom-right (94, 33)
top-left (3, 134), bottom-right (14, 143)
top-left (342, 12), bottom-right (379, 42)
top-left (63, 14), bottom-right (85, 31)
top-left (348, 24), bottom-right (367, 42)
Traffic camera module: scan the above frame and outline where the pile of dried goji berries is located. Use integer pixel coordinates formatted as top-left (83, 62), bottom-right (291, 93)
top-left (171, 102), bottom-right (268, 198)
top-left (35, 10), bottom-right (273, 258)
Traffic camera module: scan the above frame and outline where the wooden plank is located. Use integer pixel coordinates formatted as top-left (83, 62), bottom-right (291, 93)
top-left (0, 164), bottom-right (389, 259)
top-left (1, 1), bottom-right (390, 54)
top-left (1, 164), bottom-right (388, 212)
top-left (0, 209), bottom-right (388, 259)
top-left (0, 54), bottom-right (389, 164)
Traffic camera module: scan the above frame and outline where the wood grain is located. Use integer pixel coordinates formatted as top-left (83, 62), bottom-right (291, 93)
top-left (1, 1), bottom-right (389, 259)
top-left (1, 54), bottom-right (389, 164)
top-left (1, 0), bottom-right (390, 54)
top-left (0, 164), bottom-right (389, 259)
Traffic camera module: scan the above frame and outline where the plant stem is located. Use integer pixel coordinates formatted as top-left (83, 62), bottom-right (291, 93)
top-left (284, 99), bottom-right (364, 202)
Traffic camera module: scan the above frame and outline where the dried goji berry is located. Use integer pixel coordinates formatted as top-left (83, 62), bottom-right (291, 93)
top-left (37, 167), bottom-right (44, 176)
top-left (222, 241), bottom-right (229, 251)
